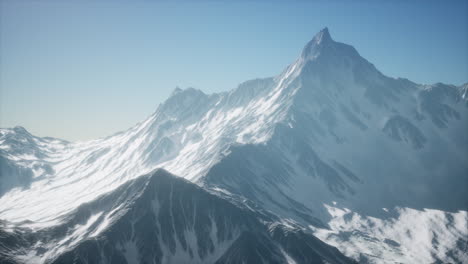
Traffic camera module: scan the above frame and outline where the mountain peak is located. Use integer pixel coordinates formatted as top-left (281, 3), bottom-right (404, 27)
top-left (170, 86), bottom-right (183, 96)
top-left (314, 27), bottom-right (332, 44)
top-left (301, 27), bottom-right (335, 60)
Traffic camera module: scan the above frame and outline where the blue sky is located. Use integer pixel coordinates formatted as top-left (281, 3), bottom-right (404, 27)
top-left (1, 0), bottom-right (467, 140)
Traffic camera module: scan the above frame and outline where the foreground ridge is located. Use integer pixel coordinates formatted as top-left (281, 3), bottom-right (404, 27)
top-left (1, 169), bottom-right (355, 264)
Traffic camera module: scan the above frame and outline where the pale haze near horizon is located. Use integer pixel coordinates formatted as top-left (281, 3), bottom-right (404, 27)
top-left (1, 0), bottom-right (467, 141)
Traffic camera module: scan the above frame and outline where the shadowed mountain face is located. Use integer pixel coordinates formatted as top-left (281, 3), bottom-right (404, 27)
top-left (0, 28), bottom-right (467, 263)
top-left (0, 170), bottom-right (354, 264)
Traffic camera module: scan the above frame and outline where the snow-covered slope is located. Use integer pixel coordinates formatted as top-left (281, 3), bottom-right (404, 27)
top-left (1, 28), bottom-right (467, 263)
top-left (0, 170), bottom-right (354, 264)
top-left (313, 205), bottom-right (467, 263)
top-left (203, 28), bottom-right (468, 220)
top-left (201, 28), bottom-right (468, 262)
top-left (0, 74), bottom-right (293, 226)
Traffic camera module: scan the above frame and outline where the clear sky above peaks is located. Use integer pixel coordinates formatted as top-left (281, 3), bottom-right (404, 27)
top-left (1, 0), bottom-right (467, 141)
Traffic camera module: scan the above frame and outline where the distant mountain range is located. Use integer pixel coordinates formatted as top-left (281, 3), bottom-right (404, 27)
top-left (1, 28), bottom-right (467, 263)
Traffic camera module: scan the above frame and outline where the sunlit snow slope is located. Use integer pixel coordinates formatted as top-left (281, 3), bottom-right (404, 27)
top-left (1, 28), bottom-right (467, 263)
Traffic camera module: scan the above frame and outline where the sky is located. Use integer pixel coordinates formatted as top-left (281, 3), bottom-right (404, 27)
top-left (1, 0), bottom-right (467, 141)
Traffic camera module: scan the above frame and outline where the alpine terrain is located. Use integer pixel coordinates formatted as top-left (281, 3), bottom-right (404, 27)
top-left (1, 28), bottom-right (467, 263)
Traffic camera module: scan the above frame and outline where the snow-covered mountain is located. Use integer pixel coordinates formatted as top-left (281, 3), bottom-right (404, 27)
top-left (1, 28), bottom-right (467, 263)
top-left (1, 169), bottom-right (353, 264)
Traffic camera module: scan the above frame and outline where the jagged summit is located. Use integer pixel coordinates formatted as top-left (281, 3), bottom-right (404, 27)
top-left (169, 86), bottom-right (203, 97)
top-left (298, 27), bottom-right (367, 70)
top-left (301, 27), bottom-right (334, 59)
top-left (313, 27), bottom-right (332, 44)
top-left (158, 87), bottom-right (212, 118)
top-left (170, 86), bottom-right (183, 96)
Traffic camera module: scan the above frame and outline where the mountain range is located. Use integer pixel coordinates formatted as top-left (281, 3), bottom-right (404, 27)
top-left (1, 28), bottom-right (467, 263)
